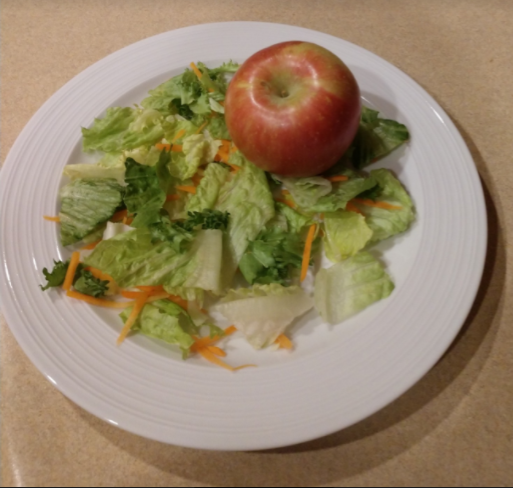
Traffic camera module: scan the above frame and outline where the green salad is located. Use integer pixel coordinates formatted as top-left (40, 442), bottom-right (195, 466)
top-left (41, 61), bottom-right (414, 369)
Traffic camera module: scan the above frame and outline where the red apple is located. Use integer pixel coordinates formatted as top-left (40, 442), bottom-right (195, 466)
top-left (225, 41), bottom-right (361, 177)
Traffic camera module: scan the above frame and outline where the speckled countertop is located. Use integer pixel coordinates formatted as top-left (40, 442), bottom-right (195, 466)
top-left (1, 1), bottom-right (512, 486)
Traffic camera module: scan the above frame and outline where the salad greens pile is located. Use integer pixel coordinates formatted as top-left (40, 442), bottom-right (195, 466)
top-left (41, 61), bottom-right (414, 361)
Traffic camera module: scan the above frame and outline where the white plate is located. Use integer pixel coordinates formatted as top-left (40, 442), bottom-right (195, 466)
top-left (0, 22), bottom-right (486, 451)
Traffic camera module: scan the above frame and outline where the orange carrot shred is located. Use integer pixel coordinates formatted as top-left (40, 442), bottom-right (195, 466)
top-left (327, 175), bottom-right (349, 182)
top-left (345, 201), bottom-right (365, 215)
top-left (167, 294), bottom-right (189, 310)
top-left (199, 349), bottom-right (235, 371)
top-left (43, 215), bottom-right (60, 222)
top-left (275, 198), bottom-right (296, 209)
top-left (166, 194), bottom-right (181, 202)
top-left (155, 143), bottom-right (171, 151)
top-left (275, 334), bottom-right (293, 350)
top-left (224, 325), bottom-right (237, 336)
top-left (300, 224), bottom-right (317, 282)
top-left (171, 144), bottom-right (183, 152)
top-left (110, 209), bottom-right (128, 222)
top-left (66, 290), bottom-right (135, 309)
top-left (63, 251), bottom-right (81, 291)
top-left (171, 129), bottom-right (186, 142)
top-left (190, 62), bottom-right (203, 80)
top-left (117, 293), bottom-right (149, 345)
top-left (136, 285), bottom-right (166, 295)
top-left (176, 185), bottom-right (197, 194)
top-left (230, 145), bottom-right (238, 153)
top-left (207, 346), bottom-right (227, 358)
top-left (81, 240), bottom-right (101, 251)
top-left (121, 290), bottom-right (149, 300)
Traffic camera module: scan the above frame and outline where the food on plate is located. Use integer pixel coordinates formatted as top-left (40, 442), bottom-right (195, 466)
top-left (225, 41), bottom-right (361, 177)
top-left (40, 54), bottom-right (413, 370)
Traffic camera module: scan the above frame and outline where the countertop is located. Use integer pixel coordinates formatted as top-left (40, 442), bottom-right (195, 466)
top-left (1, 1), bottom-right (512, 486)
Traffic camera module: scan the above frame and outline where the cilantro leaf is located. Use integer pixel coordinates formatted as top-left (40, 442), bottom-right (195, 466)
top-left (73, 270), bottom-right (110, 298)
top-left (40, 260), bottom-right (70, 291)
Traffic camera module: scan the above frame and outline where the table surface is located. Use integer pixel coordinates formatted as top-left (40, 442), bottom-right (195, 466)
top-left (1, 1), bottom-right (512, 486)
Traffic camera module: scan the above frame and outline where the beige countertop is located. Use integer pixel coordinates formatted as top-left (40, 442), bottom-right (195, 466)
top-left (1, 0), bottom-right (512, 486)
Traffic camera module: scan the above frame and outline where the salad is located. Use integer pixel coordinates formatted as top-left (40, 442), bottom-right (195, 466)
top-left (41, 60), bottom-right (414, 371)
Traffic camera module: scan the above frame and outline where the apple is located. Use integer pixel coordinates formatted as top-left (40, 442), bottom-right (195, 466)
top-left (225, 41), bottom-right (361, 177)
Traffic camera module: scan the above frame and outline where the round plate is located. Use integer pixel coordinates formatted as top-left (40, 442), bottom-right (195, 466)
top-left (0, 22), bottom-right (486, 451)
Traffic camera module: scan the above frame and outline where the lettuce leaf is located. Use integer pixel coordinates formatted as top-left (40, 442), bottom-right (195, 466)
top-left (323, 210), bottom-right (373, 262)
top-left (212, 284), bottom-right (314, 349)
top-left (120, 299), bottom-right (197, 356)
top-left (59, 178), bottom-right (124, 246)
top-left (63, 163), bottom-right (126, 186)
top-left (308, 170), bottom-right (378, 213)
top-left (215, 153), bottom-right (276, 288)
top-left (314, 252), bottom-right (394, 324)
top-left (239, 229), bottom-right (304, 285)
top-left (351, 106), bottom-right (410, 169)
top-left (275, 175), bottom-right (332, 208)
top-left (353, 169), bottom-right (415, 243)
top-left (123, 158), bottom-right (166, 227)
top-left (186, 163), bottom-right (230, 213)
top-left (168, 133), bottom-right (221, 181)
top-left (82, 107), bottom-right (165, 153)
top-left (83, 227), bottom-right (190, 288)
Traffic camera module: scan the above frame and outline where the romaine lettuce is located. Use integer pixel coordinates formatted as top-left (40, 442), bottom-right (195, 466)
top-left (215, 153), bottom-right (276, 288)
top-left (323, 210), bottom-right (373, 262)
top-left (120, 299), bottom-right (197, 356)
top-left (212, 284), bottom-right (314, 349)
top-left (82, 107), bottom-right (165, 153)
top-left (314, 252), bottom-right (394, 324)
top-left (59, 178), bottom-right (124, 246)
top-left (353, 169), bottom-right (415, 243)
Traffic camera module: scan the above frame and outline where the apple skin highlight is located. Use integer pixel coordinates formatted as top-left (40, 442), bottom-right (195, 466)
top-left (225, 41), bottom-right (361, 177)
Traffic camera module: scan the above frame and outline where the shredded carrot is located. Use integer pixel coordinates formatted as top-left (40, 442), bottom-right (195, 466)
top-left (275, 334), bottom-right (293, 350)
top-left (195, 120), bottom-right (208, 134)
top-left (300, 224), bottom-right (317, 282)
top-left (207, 346), bottom-right (227, 358)
top-left (227, 163), bottom-right (241, 173)
top-left (117, 293), bottom-right (149, 345)
top-left (110, 209), bottom-right (128, 222)
top-left (230, 145), bottom-right (238, 153)
top-left (43, 215), bottom-right (60, 222)
top-left (198, 349), bottom-right (236, 371)
top-left (85, 267), bottom-right (115, 283)
top-left (275, 198), bottom-right (296, 209)
top-left (171, 129), bottom-right (186, 142)
top-left (346, 201), bottom-right (365, 215)
top-left (167, 294), bottom-right (189, 310)
top-left (66, 290), bottom-right (135, 309)
top-left (171, 144), bottom-right (183, 152)
top-left (192, 173), bottom-right (204, 186)
top-left (208, 87), bottom-right (215, 93)
top-left (352, 198), bottom-right (403, 210)
top-left (62, 251), bottom-right (81, 291)
top-left (224, 325), bottom-right (237, 336)
top-left (155, 143), bottom-right (171, 151)
top-left (176, 185), bottom-right (197, 194)
top-left (166, 194), bottom-right (181, 202)
top-left (327, 175), bottom-right (349, 183)
top-left (190, 62), bottom-right (203, 80)
top-left (81, 240), bottom-right (101, 251)
top-left (136, 285), bottom-right (166, 295)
